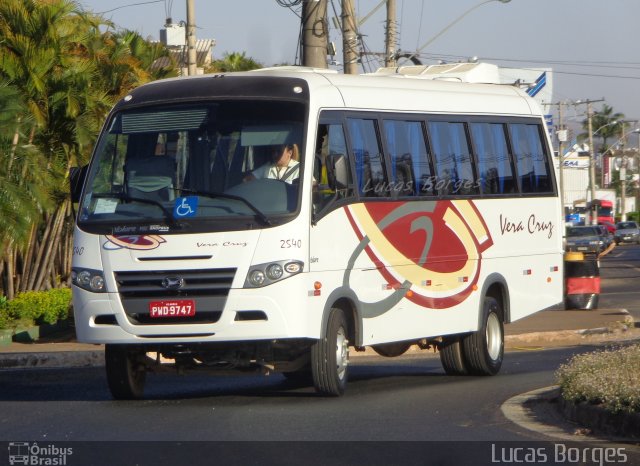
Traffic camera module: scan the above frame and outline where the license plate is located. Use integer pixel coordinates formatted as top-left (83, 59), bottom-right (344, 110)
top-left (577, 247), bottom-right (588, 251)
top-left (149, 299), bottom-right (195, 318)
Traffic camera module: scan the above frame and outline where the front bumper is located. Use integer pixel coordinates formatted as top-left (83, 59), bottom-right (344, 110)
top-left (72, 275), bottom-right (316, 344)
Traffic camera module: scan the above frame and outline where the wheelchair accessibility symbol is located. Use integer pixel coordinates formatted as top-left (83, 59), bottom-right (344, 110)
top-left (174, 196), bottom-right (198, 218)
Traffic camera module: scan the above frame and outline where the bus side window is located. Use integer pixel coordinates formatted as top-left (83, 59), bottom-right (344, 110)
top-left (346, 118), bottom-right (386, 198)
top-left (313, 123), bottom-right (352, 215)
top-left (383, 119), bottom-right (432, 197)
top-left (470, 122), bottom-right (516, 195)
top-left (428, 121), bottom-right (478, 196)
top-left (509, 123), bottom-right (552, 194)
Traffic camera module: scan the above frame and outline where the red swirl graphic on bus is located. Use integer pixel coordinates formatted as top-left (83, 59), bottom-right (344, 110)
top-left (346, 200), bottom-right (493, 309)
top-left (104, 234), bottom-right (166, 250)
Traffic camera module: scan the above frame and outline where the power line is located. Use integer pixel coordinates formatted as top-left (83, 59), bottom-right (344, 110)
top-left (97, 0), bottom-right (164, 15)
top-left (164, 0), bottom-right (174, 19)
top-left (421, 52), bottom-right (640, 70)
top-left (411, 52), bottom-right (640, 80)
top-left (479, 56), bottom-right (640, 72)
top-left (275, 0), bottom-right (303, 7)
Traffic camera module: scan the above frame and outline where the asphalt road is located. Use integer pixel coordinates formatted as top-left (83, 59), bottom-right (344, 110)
top-left (1, 245), bottom-right (640, 465)
top-left (599, 243), bottom-right (640, 319)
top-left (0, 346), bottom-right (591, 441)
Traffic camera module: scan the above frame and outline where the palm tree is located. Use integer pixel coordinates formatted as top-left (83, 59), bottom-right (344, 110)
top-left (0, 81), bottom-right (52, 251)
top-left (580, 104), bottom-right (625, 150)
top-left (0, 0), bottom-right (177, 295)
top-left (206, 52), bottom-right (262, 73)
top-left (0, 77), bottom-right (55, 298)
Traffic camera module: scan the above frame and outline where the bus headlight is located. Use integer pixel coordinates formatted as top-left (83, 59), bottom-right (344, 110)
top-left (249, 270), bottom-right (266, 287)
top-left (245, 260), bottom-right (304, 288)
top-left (72, 268), bottom-right (107, 293)
top-left (266, 264), bottom-right (284, 280)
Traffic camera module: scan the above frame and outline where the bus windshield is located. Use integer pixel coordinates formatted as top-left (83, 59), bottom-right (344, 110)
top-left (78, 100), bottom-right (306, 234)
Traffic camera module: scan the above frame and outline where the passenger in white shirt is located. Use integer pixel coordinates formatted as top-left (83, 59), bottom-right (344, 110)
top-left (245, 144), bottom-right (300, 184)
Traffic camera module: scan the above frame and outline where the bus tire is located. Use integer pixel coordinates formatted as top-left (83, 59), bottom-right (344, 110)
top-left (311, 307), bottom-right (349, 396)
top-left (462, 296), bottom-right (504, 376)
top-left (439, 336), bottom-right (468, 375)
top-left (105, 344), bottom-right (147, 400)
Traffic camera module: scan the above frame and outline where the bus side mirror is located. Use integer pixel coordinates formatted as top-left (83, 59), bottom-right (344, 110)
top-left (326, 154), bottom-right (349, 190)
top-left (69, 165), bottom-right (88, 203)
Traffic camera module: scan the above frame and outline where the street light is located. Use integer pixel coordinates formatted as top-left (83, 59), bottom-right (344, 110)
top-left (593, 120), bottom-right (618, 136)
top-left (399, 0), bottom-right (511, 65)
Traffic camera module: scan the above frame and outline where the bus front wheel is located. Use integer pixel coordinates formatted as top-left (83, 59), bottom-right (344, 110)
top-left (105, 344), bottom-right (147, 400)
top-left (462, 296), bottom-right (504, 376)
top-left (311, 307), bottom-right (349, 396)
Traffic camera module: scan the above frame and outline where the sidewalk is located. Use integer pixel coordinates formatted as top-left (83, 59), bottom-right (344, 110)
top-left (504, 307), bottom-right (636, 348)
top-left (0, 307), bottom-right (636, 369)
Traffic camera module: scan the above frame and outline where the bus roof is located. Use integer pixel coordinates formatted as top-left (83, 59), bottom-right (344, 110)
top-left (116, 66), bottom-right (541, 117)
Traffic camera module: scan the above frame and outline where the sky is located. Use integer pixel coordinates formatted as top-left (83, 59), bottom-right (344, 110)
top-left (78, 0), bottom-right (640, 141)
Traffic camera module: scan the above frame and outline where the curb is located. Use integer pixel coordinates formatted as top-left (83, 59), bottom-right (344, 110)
top-left (0, 310), bottom-right (636, 370)
top-left (502, 386), bottom-right (640, 443)
top-left (559, 392), bottom-right (640, 441)
top-left (1, 325), bottom-right (638, 370)
top-left (505, 314), bottom-right (638, 347)
top-left (0, 350), bottom-right (104, 369)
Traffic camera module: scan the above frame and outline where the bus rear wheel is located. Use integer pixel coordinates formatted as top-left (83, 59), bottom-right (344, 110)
top-left (105, 344), bottom-right (147, 400)
top-left (311, 307), bottom-right (349, 396)
top-left (439, 336), bottom-right (468, 375)
top-left (462, 296), bottom-right (504, 376)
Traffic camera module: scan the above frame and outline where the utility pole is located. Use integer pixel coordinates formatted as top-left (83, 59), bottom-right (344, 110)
top-left (545, 100), bottom-right (568, 216)
top-left (587, 101), bottom-right (597, 225)
top-left (186, 0), bottom-right (197, 75)
top-left (302, 0), bottom-right (328, 68)
top-left (620, 122), bottom-right (628, 221)
top-left (342, 0), bottom-right (358, 74)
top-left (385, 0), bottom-right (397, 67)
top-left (575, 98), bottom-right (605, 225)
top-left (557, 102), bottom-right (567, 215)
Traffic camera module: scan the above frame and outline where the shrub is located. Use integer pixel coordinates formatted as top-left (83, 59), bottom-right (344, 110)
top-left (556, 344), bottom-right (640, 414)
top-left (0, 296), bottom-right (11, 329)
top-left (6, 288), bottom-right (72, 326)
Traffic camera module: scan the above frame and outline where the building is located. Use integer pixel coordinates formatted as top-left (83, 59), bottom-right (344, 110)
top-left (157, 21), bottom-right (216, 75)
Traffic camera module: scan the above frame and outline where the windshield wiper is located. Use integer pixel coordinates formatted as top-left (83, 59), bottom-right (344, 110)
top-left (176, 188), bottom-right (272, 226)
top-left (92, 193), bottom-right (180, 227)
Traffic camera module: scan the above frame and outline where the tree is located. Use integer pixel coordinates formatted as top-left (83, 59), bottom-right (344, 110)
top-left (0, 0), bottom-right (174, 296)
top-left (580, 104), bottom-right (625, 151)
top-left (206, 52), bottom-right (262, 73)
top-left (0, 81), bottom-right (52, 252)
top-left (0, 0), bottom-right (91, 295)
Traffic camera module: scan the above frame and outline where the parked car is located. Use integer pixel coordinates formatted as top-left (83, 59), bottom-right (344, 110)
top-left (599, 221), bottom-right (616, 234)
top-left (596, 225), bottom-right (613, 249)
top-left (565, 225), bottom-right (605, 254)
top-left (614, 221), bottom-right (640, 244)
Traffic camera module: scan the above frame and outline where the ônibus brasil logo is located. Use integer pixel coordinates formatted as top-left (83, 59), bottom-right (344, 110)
top-left (8, 442), bottom-right (73, 465)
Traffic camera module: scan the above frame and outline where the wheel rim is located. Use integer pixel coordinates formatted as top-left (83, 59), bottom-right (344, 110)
top-left (335, 326), bottom-right (349, 380)
top-left (485, 312), bottom-right (502, 361)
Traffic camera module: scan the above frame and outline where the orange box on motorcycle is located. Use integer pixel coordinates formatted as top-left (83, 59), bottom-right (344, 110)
top-left (564, 251), bottom-right (600, 310)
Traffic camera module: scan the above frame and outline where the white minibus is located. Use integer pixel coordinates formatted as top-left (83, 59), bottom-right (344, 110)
top-left (70, 67), bottom-right (563, 398)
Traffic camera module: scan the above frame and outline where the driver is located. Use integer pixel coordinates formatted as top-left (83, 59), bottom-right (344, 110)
top-left (245, 143), bottom-right (300, 184)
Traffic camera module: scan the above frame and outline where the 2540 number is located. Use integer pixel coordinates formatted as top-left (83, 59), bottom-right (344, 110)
top-left (280, 239), bottom-right (302, 248)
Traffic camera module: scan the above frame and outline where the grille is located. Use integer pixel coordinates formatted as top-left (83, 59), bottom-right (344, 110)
top-left (114, 268), bottom-right (236, 325)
